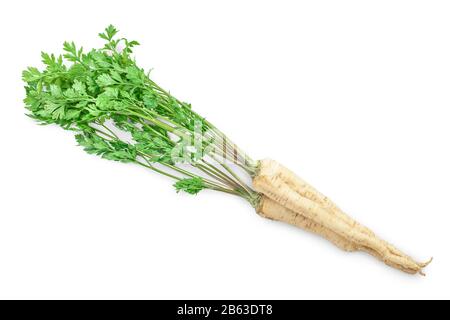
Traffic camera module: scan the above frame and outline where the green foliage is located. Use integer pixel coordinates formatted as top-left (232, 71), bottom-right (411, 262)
top-left (174, 177), bottom-right (206, 195)
top-left (99, 25), bottom-right (118, 41)
top-left (22, 25), bottom-right (257, 200)
top-left (22, 25), bottom-right (213, 191)
top-left (22, 25), bottom-right (206, 153)
top-left (22, 67), bottom-right (42, 82)
top-left (75, 133), bottom-right (136, 162)
top-left (63, 41), bottom-right (82, 62)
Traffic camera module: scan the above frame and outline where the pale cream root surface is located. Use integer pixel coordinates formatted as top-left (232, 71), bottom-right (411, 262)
top-left (253, 159), bottom-right (429, 274)
top-left (257, 196), bottom-right (357, 252)
top-left (264, 159), bottom-right (375, 236)
top-left (260, 159), bottom-right (414, 260)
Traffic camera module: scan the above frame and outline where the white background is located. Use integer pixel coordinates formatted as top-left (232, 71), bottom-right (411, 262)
top-left (0, 0), bottom-right (449, 300)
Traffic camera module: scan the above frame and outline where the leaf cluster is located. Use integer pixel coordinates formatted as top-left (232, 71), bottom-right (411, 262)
top-left (23, 25), bottom-right (257, 200)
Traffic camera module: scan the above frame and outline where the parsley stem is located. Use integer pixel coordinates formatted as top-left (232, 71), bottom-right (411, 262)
top-left (98, 122), bottom-right (119, 139)
top-left (198, 161), bottom-right (247, 194)
top-left (135, 160), bottom-right (180, 180)
top-left (123, 110), bottom-right (176, 133)
top-left (90, 126), bottom-right (116, 140)
top-left (212, 155), bottom-right (253, 196)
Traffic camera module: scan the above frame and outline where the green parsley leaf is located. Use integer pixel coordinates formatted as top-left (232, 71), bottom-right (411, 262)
top-left (174, 177), bottom-right (206, 195)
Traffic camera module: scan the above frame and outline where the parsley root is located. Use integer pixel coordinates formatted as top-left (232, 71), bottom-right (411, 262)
top-left (253, 159), bottom-right (431, 275)
top-left (258, 196), bottom-right (357, 252)
top-left (23, 25), bottom-right (430, 275)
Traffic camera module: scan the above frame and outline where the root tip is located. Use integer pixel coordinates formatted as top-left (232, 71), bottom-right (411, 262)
top-left (420, 257), bottom-right (433, 268)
